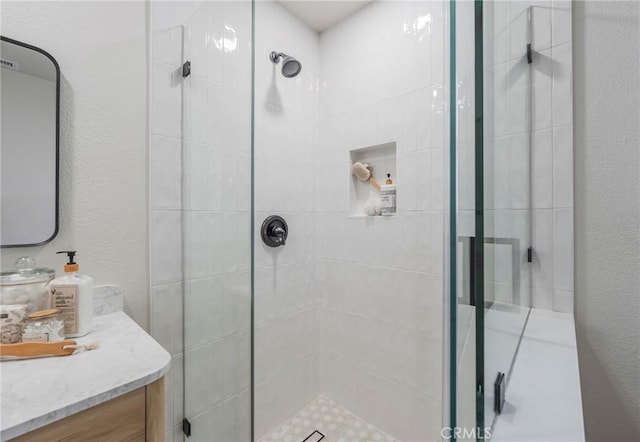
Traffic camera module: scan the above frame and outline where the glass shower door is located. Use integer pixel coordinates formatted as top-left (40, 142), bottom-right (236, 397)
top-left (181, 2), bottom-right (253, 441)
top-left (179, 1), bottom-right (448, 440)
top-left (452, 0), bottom-right (480, 436)
top-left (482, 0), bottom-right (532, 432)
top-left (452, 0), bottom-right (533, 437)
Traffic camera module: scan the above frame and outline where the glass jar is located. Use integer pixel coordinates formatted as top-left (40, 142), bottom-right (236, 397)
top-left (1, 256), bottom-right (55, 313)
top-left (0, 304), bottom-right (28, 344)
top-left (22, 309), bottom-right (65, 342)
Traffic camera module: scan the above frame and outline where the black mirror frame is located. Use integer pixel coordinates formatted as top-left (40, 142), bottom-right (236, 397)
top-left (1, 35), bottom-right (60, 248)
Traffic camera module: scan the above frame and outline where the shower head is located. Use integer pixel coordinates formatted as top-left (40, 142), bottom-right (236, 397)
top-left (270, 51), bottom-right (302, 78)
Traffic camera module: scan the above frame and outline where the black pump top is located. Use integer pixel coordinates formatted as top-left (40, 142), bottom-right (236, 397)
top-left (57, 251), bottom-right (77, 265)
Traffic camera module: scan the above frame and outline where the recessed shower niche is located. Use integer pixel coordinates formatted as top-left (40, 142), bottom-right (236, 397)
top-left (349, 141), bottom-right (397, 216)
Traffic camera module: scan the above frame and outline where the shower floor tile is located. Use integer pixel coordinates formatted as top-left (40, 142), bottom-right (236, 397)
top-left (259, 395), bottom-right (397, 442)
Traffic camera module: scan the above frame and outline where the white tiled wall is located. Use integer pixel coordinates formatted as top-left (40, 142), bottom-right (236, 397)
top-left (150, 1), bottom-right (252, 441)
top-left (317, 2), bottom-right (445, 440)
top-left (499, 0), bottom-right (573, 313)
top-left (456, 1), bottom-right (573, 313)
top-left (253, 1), bottom-right (322, 437)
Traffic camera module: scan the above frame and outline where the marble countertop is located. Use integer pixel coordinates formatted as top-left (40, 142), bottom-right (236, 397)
top-left (0, 309), bottom-right (171, 440)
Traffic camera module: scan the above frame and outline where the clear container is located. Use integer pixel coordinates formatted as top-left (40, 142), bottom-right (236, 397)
top-left (1, 257), bottom-right (55, 313)
top-left (0, 304), bottom-right (28, 344)
top-left (22, 309), bottom-right (65, 342)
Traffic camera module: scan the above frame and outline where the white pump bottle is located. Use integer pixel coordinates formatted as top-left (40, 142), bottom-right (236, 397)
top-left (50, 251), bottom-right (93, 337)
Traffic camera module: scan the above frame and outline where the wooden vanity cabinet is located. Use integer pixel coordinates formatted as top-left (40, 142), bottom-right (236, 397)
top-left (11, 378), bottom-right (164, 442)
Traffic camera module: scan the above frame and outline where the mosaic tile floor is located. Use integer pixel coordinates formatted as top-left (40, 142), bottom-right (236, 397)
top-left (259, 395), bottom-right (398, 442)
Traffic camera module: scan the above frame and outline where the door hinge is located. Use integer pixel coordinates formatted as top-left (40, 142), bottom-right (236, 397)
top-left (182, 61), bottom-right (191, 78)
top-left (494, 372), bottom-right (506, 414)
top-left (183, 418), bottom-right (192, 437)
top-left (526, 43), bottom-right (533, 64)
top-left (527, 247), bottom-right (533, 263)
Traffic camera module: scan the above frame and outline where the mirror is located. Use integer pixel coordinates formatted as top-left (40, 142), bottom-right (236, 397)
top-left (1, 36), bottom-right (59, 247)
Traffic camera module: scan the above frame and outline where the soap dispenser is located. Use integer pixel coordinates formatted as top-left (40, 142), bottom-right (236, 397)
top-left (380, 174), bottom-right (397, 216)
top-left (50, 251), bottom-right (93, 337)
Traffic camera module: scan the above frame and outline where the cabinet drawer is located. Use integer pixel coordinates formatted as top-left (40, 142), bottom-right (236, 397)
top-left (13, 388), bottom-right (146, 442)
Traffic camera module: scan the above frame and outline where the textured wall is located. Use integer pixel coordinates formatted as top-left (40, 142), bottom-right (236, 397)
top-left (0, 2), bottom-right (149, 328)
top-left (573, 2), bottom-right (640, 441)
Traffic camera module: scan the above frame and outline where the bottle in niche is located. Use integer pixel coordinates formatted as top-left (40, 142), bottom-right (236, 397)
top-left (380, 173), bottom-right (397, 216)
top-left (50, 251), bottom-right (93, 338)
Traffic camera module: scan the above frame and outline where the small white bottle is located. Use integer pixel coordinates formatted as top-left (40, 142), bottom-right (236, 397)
top-left (380, 174), bottom-right (397, 216)
top-left (50, 251), bottom-right (93, 337)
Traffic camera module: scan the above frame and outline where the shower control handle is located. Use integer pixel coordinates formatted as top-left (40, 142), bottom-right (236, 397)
top-left (271, 226), bottom-right (286, 242)
top-left (261, 216), bottom-right (288, 247)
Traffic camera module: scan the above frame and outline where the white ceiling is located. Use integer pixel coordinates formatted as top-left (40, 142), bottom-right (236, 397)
top-left (278, 1), bottom-right (373, 33)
